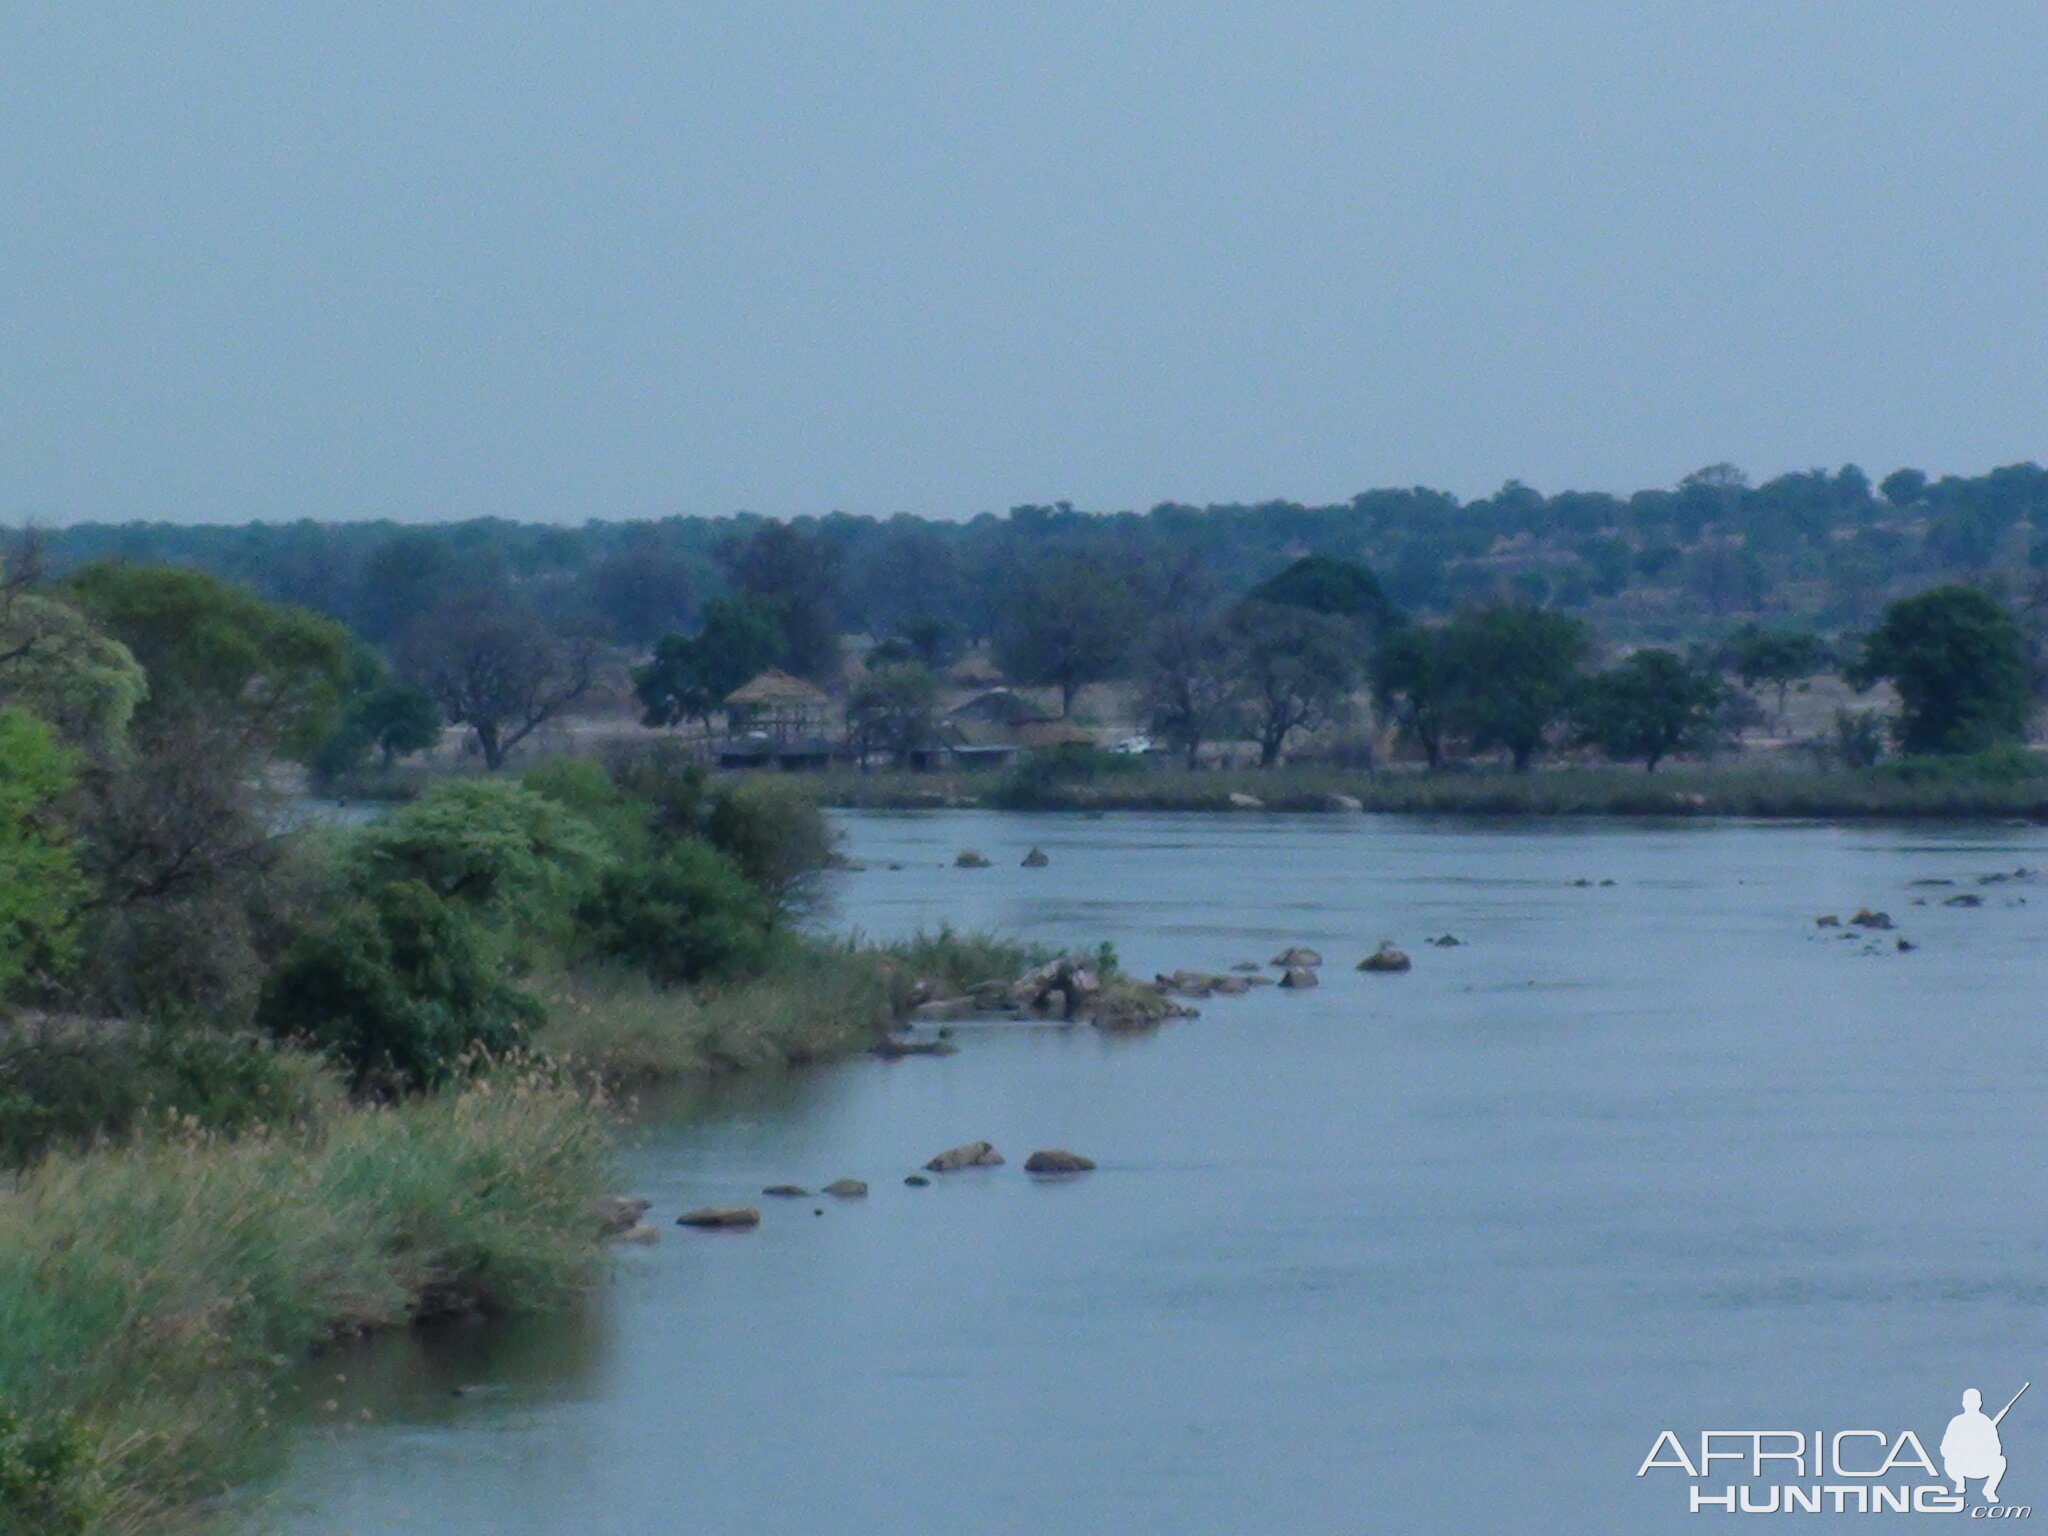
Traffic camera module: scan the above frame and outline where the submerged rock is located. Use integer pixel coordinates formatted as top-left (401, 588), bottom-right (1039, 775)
top-left (1024, 1149), bottom-right (1097, 1174)
top-left (1814, 914), bottom-right (1840, 927)
top-left (1428, 934), bottom-right (1462, 947)
top-left (1944, 893), bottom-right (1985, 907)
top-left (1358, 943), bottom-right (1413, 973)
top-left (1021, 846), bottom-right (1050, 867)
top-left (1231, 960), bottom-right (1262, 972)
top-left (1278, 966), bottom-right (1319, 989)
top-left (762, 1184), bottom-right (809, 1198)
top-left (1270, 946), bottom-right (1322, 967)
top-left (925, 1140), bottom-right (1005, 1172)
top-left (676, 1206), bottom-right (761, 1230)
top-left (904, 1174), bottom-right (931, 1187)
top-left (1849, 908), bottom-right (1895, 930)
top-left (1208, 974), bottom-right (1251, 995)
top-left (822, 1179), bottom-right (869, 1199)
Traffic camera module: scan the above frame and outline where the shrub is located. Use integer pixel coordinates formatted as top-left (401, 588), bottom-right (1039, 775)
top-left (258, 879), bottom-right (542, 1092)
top-left (994, 745), bottom-right (1144, 808)
top-left (577, 841), bottom-right (773, 985)
top-left (703, 776), bottom-right (837, 919)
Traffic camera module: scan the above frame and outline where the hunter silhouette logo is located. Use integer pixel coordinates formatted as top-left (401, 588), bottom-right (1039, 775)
top-left (1944, 1384), bottom-right (2027, 1505)
top-left (1637, 1382), bottom-right (2032, 1514)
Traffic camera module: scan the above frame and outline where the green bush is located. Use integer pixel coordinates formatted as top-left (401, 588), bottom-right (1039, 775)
top-left (994, 745), bottom-right (1144, 809)
top-left (258, 879), bottom-right (542, 1092)
top-left (0, 1409), bottom-right (102, 1536)
top-left (703, 776), bottom-right (837, 919)
top-left (577, 841), bottom-right (773, 985)
top-left (0, 1027), bottom-right (330, 1170)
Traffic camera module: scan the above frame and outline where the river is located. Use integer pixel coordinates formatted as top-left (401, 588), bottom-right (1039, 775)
top-left (247, 810), bottom-right (2048, 1532)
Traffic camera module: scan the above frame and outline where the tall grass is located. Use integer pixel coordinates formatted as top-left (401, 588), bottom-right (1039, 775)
top-left (0, 1073), bottom-right (608, 1534)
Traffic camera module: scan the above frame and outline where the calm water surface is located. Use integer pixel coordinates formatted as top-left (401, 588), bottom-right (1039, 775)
top-left (251, 812), bottom-right (2048, 1533)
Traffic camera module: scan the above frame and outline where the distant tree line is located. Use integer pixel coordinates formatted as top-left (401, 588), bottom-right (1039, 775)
top-left (23, 460), bottom-right (2048, 660)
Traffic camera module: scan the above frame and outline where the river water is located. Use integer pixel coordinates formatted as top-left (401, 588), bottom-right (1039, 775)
top-left (251, 811), bottom-right (2048, 1533)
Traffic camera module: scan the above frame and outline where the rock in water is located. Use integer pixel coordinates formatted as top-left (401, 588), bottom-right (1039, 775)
top-left (593, 1196), bottom-right (651, 1235)
top-left (870, 1036), bottom-right (961, 1059)
top-left (617, 1224), bottom-right (661, 1245)
top-left (1358, 942), bottom-right (1412, 973)
top-left (676, 1207), bottom-right (761, 1229)
top-left (904, 1174), bottom-right (931, 1187)
top-left (1278, 966), bottom-right (1319, 989)
top-left (1228, 792), bottom-right (1264, 809)
top-left (1021, 846), bottom-right (1050, 867)
top-left (1208, 975), bottom-right (1251, 995)
top-left (1849, 908), bottom-right (1894, 930)
top-left (1428, 934), bottom-right (1462, 947)
top-left (954, 848), bottom-right (992, 868)
top-left (1024, 1149), bottom-right (1096, 1174)
top-left (761, 1184), bottom-right (809, 1198)
top-left (1270, 946), bottom-right (1323, 967)
top-left (1814, 914), bottom-right (1840, 927)
top-left (924, 1140), bottom-right (1005, 1172)
top-left (1231, 960), bottom-right (1262, 972)
top-left (822, 1179), bottom-right (868, 1199)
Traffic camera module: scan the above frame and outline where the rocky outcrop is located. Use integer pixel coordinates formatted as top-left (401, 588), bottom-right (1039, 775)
top-left (822, 1178), bottom-right (868, 1199)
top-left (1270, 946), bottom-right (1322, 967)
top-left (1011, 956), bottom-right (1103, 1019)
top-left (1358, 942), bottom-right (1412, 973)
top-left (954, 849), bottom-right (992, 868)
top-left (870, 1036), bottom-right (961, 1059)
top-left (594, 1196), bottom-right (652, 1235)
top-left (1097, 976), bottom-right (1191, 1029)
top-left (676, 1206), bottom-right (761, 1229)
top-left (1278, 966), bottom-right (1318, 989)
top-left (1024, 1149), bottom-right (1096, 1174)
top-left (925, 1140), bottom-right (1005, 1172)
top-left (1021, 847), bottom-right (1050, 867)
top-left (1849, 908), bottom-right (1894, 930)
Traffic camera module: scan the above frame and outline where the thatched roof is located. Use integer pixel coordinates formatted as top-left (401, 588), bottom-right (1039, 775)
top-left (725, 668), bottom-right (832, 708)
top-left (948, 687), bottom-right (1055, 727)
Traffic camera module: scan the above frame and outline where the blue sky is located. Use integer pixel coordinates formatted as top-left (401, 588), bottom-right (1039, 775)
top-left (3, 2), bottom-right (2044, 523)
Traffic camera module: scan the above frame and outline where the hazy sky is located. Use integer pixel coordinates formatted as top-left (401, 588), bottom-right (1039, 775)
top-left (4, 3), bottom-right (2045, 525)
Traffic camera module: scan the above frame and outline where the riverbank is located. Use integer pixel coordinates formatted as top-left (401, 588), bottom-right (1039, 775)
top-left (814, 760), bottom-right (2048, 819)
top-left (0, 926), bottom-right (1046, 1534)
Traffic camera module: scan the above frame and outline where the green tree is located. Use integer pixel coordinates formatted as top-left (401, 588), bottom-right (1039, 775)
top-left (1369, 622), bottom-right (1457, 770)
top-left (634, 595), bottom-right (784, 729)
top-left (716, 522), bottom-right (843, 682)
top-left (0, 575), bottom-right (147, 754)
top-left (0, 710), bottom-right (85, 996)
top-left (1724, 625), bottom-right (1832, 725)
top-left (66, 562), bottom-right (353, 761)
top-left (994, 557), bottom-right (1142, 716)
top-left (400, 589), bottom-right (599, 770)
top-left (1140, 612), bottom-right (1244, 769)
top-left (1227, 602), bottom-right (1360, 768)
top-left (1572, 649), bottom-right (1728, 771)
top-left (1248, 554), bottom-right (1399, 636)
top-left (845, 662), bottom-right (941, 768)
top-left (1444, 604), bottom-right (1588, 771)
top-left (1846, 584), bottom-right (2032, 754)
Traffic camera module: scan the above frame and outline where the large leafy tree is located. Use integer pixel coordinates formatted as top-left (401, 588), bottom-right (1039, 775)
top-left (994, 557), bottom-right (1142, 716)
top-left (1140, 612), bottom-right (1245, 769)
top-left (1227, 602), bottom-right (1360, 767)
top-left (1572, 649), bottom-right (1728, 772)
top-left (845, 662), bottom-right (941, 768)
top-left (1248, 554), bottom-right (1398, 636)
top-left (1444, 604), bottom-right (1588, 771)
top-left (634, 594), bottom-right (785, 730)
top-left (401, 589), bottom-right (599, 770)
top-left (717, 522), bottom-right (843, 682)
top-left (1724, 624), bottom-right (1832, 725)
top-left (1369, 622), bottom-right (1458, 770)
top-left (66, 562), bottom-right (353, 762)
top-left (1846, 585), bottom-right (2032, 755)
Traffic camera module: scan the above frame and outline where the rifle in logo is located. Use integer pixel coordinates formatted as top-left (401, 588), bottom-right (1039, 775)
top-left (1942, 1382), bottom-right (2028, 1505)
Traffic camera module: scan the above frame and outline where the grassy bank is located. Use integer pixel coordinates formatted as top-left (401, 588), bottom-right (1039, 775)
top-left (812, 762), bottom-right (2048, 820)
top-left (0, 1071), bottom-right (608, 1535)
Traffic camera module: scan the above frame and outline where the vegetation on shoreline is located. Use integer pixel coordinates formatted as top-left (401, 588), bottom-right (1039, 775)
top-left (811, 756), bottom-right (2048, 820)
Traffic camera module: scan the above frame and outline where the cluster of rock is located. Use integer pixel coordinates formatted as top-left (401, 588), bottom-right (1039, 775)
top-left (653, 1144), bottom-right (1099, 1234)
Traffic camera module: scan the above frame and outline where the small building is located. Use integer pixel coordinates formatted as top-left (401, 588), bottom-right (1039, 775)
top-left (723, 668), bottom-right (834, 745)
